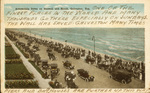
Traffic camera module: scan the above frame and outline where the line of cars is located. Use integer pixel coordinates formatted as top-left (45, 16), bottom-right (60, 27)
top-left (62, 60), bottom-right (95, 82)
top-left (48, 60), bottom-right (95, 88)
top-left (109, 69), bottom-right (132, 84)
top-left (8, 31), bottom-right (133, 88)
top-left (85, 55), bottom-right (132, 84)
top-left (42, 54), bottom-right (132, 88)
top-left (33, 49), bottom-right (132, 88)
top-left (48, 58), bottom-right (132, 88)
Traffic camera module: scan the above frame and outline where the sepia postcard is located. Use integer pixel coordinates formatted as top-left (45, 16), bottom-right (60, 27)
top-left (1, 0), bottom-right (150, 93)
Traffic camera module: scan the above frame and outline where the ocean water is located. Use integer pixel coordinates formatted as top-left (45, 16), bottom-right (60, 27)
top-left (10, 28), bottom-right (144, 62)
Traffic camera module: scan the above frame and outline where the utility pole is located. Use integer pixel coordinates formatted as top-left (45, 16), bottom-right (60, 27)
top-left (92, 36), bottom-right (95, 54)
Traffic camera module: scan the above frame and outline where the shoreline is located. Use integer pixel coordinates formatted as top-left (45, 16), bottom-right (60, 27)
top-left (6, 30), bottom-right (145, 88)
top-left (13, 30), bottom-right (144, 64)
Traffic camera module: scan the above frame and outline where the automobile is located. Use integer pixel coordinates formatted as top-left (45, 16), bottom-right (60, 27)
top-left (97, 64), bottom-right (110, 72)
top-left (97, 61), bottom-right (110, 71)
top-left (64, 71), bottom-right (76, 82)
top-left (63, 60), bottom-right (74, 70)
top-left (50, 63), bottom-right (60, 80)
top-left (54, 46), bottom-right (62, 53)
top-left (49, 80), bottom-right (64, 88)
top-left (61, 51), bottom-right (70, 58)
top-left (48, 52), bottom-right (56, 61)
top-left (109, 69), bottom-right (132, 84)
top-left (41, 59), bottom-right (49, 70)
top-left (57, 47), bottom-right (62, 53)
top-left (85, 55), bottom-right (95, 64)
top-left (47, 47), bottom-right (52, 53)
top-left (74, 53), bottom-right (80, 59)
top-left (64, 71), bottom-right (78, 88)
top-left (77, 69), bottom-right (94, 82)
top-left (67, 81), bottom-right (78, 88)
top-left (33, 44), bottom-right (39, 51)
top-left (50, 63), bottom-right (60, 75)
top-left (81, 50), bottom-right (85, 57)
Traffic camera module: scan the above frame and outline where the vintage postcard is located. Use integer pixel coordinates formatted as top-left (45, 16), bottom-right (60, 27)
top-left (1, 0), bottom-right (150, 93)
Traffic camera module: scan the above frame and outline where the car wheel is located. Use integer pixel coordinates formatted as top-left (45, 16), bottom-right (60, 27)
top-left (121, 79), bottom-right (127, 84)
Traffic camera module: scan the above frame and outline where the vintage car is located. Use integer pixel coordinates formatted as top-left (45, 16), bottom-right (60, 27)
top-left (61, 51), bottom-right (70, 58)
top-left (64, 71), bottom-right (76, 81)
top-left (63, 60), bottom-right (74, 70)
top-left (81, 50), bottom-right (85, 57)
top-left (109, 69), bottom-right (132, 84)
top-left (49, 80), bottom-right (64, 88)
top-left (74, 53), bottom-right (80, 59)
top-left (97, 61), bottom-right (110, 71)
top-left (41, 59), bottom-right (49, 70)
top-left (85, 55), bottom-right (95, 64)
top-left (32, 44), bottom-right (39, 51)
top-left (47, 47), bottom-right (52, 53)
top-left (77, 69), bottom-right (94, 82)
top-left (50, 63), bottom-right (60, 75)
top-left (54, 46), bottom-right (62, 53)
top-left (64, 71), bottom-right (78, 88)
top-left (50, 63), bottom-right (60, 80)
top-left (27, 42), bottom-right (32, 46)
top-left (67, 81), bottom-right (78, 88)
top-left (48, 52), bottom-right (56, 60)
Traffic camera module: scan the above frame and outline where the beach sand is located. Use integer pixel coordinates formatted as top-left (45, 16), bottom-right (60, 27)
top-left (12, 30), bottom-right (145, 88)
